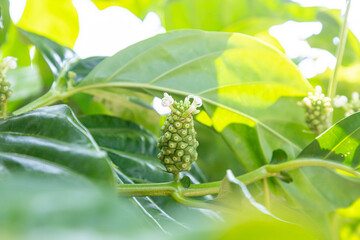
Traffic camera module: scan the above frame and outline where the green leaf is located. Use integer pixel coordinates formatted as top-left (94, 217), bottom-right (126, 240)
top-left (68, 56), bottom-right (106, 84)
top-left (279, 115), bottom-right (360, 211)
top-left (1, 25), bottom-right (31, 67)
top-left (0, 174), bottom-right (157, 239)
top-left (270, 149), bottom-right (288, 164)
top-left (17, 0), bottom-right (79, 48)
top-left (163, 0), bottom-right (320, 31)
top-left (195, 121), bottom-right (246, 181)
top-left (0, 105), bottom-right (115, 185)
top-left (20, 30), bottom-right (77, 80)
top-left (298, 112), bottom-right (360, 167)
top-left (71, 30), bottom-right (313, 171)
top-left (83, 88), bottom-right (161, 134)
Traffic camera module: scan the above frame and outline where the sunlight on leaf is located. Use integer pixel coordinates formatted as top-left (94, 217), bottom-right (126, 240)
top-left (17, 0), bottom-right (79, 48)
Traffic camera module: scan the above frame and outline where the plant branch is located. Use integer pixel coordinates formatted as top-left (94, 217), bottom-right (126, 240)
top-left (13, 90), bottom-right (60, 115)
top-left (328, 0), bottom-right (352, 118)
top-left (117, 159), bottom-right (360, 198)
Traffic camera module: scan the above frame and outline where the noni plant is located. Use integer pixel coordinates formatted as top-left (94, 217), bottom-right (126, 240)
top-left (157, 93), bottom-right (201, 173)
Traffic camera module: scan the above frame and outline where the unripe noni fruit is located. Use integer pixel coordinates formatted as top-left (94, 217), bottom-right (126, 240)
top-left (298, 86), bottom-right (332, 134)
top-left (157, 93), bottom-right (201, 173)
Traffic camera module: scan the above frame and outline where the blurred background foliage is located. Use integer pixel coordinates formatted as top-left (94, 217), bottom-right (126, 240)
top-left (1, 0), bottom-right (360, 239)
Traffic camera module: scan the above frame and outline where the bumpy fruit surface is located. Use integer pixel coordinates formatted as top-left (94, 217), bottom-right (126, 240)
top-left (157, 100), bottom-right (199, 173)
top-left (0, 73), bottom-right (12, 104)
top-left (298, 86), bottom-right (332, 134)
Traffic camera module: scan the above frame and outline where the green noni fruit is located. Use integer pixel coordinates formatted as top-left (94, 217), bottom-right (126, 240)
top-left (157, 93), bottom-right (202, 173)
top-left (298, 86), bottom-right (333, 134)
top-left (0, 57), bottom-right (17, 104)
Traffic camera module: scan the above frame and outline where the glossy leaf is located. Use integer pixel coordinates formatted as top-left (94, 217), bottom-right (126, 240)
top-left (299, 112), bottom-right (360, 167)
top-left (0, 105), bottom-right (115, 185)
top-left (73, 30), bottom-right (313, 170)
top-left (17, 0), bottom-right (79, 48)
top-left (20, 30), bottom-right (77, 80)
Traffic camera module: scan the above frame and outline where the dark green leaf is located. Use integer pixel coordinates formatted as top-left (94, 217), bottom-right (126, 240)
top-left (20, 30), bottom-right (77, 80)
top-left (180, 176), bottom-right (191, 188)
top-left (270, 149), bottom-right (288, 164)
top-left (0, 105), bottom-right (115, 185)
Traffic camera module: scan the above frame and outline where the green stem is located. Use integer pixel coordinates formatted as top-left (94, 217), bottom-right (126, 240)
top-left (171, 192), bottom-right (228, 212)
top-left (173, 173), bottom-right (180, 182)
top-left (328, 0), bottom-right (352, 119)
top-left (117, 181), bottom-right (178, 196)
top-left (1, 102), bottom-right (7, 117)
top-left (263, 178), bottom-right (270, 209)
top-left (13, 90), bottom-right (60, 115)
top-left (117, 159), bottom-right (360, 198)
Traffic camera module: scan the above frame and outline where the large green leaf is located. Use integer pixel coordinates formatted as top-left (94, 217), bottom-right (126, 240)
top-left (0, 105), bottom-right (115, 185)
top-left (71, 30), bottom-right (313, 171)
top-left (0, 174), bottom-right (160, 239)
top-left (163, 0), bottom-right (319, 31)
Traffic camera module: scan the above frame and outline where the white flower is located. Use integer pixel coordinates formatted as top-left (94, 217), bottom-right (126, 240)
top-left (301, 97), bottom-right (311, 107)
top-left (314, 85), bottom-right (322, 96)
top-left (185, 95), bottom-right (202, 107)
top-left (352, 92), bottom-right (359, 102)
top-left (161, 92), bottom-right (174, 107)
top-left (2, 56), bottom-right (17, 69)
top-left (184, 95), bottom-right (202, 115)
top-left (333, 95), bottom-right (348, 108)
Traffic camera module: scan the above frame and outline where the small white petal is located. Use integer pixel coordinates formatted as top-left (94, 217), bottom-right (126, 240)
top-left (302, 97), bottom-right (311, 107)
top-left (315, 85), bottom-right (322, 95)
top-left (2, 56), bottom-right (17, 69)
top-left (352, 92), bottom-right (359, 102)
top-left (333, 95), bottom-right (348, 107)
top-left (161, 92), bottom-right (174, 107)
top-left (323, 97), bottom-right (331, 102)
top-left (194, 96), bottom-right (202, 107)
